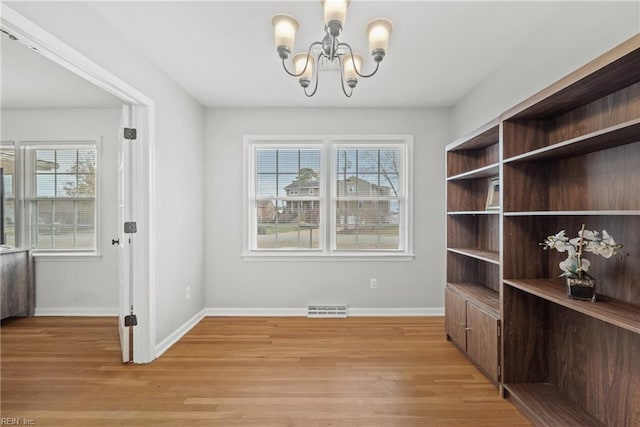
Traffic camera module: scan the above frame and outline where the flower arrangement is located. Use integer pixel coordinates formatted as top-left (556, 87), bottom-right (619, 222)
top-left (541, 224), bottom-right (627, 279)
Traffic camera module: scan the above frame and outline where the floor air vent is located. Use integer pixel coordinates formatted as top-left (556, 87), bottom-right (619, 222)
top-left (307, 305), bottom-right (348, 318)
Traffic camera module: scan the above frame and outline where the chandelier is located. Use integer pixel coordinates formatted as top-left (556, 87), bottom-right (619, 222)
top-left (272, 0), bottom-right (393, 97)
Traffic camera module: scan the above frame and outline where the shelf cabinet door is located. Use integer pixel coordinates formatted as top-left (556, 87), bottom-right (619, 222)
top-left (466, 302), bottom-right (499, 381)
top-left (445, 289), bottom-right (467, 349)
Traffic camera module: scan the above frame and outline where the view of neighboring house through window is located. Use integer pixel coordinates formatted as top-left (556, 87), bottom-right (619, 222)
top-left (335, 147), bottom-right (402, 251)
top-left (256, 147), bottom-right (321, 249)
top-left (247, 136), bottom-right (412, 257)
top-left (24, 145), bottom-right (97, 251)
top-left (1, 143), bottom-right (16, 247)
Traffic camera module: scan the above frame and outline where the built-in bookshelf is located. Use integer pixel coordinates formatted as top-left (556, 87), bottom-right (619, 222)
top-left (445, 119), bottom-right (501, 384)
top-left (444, 34), bottom-right (640, 425)
top-left (500, 34), bottom-right (640, 426)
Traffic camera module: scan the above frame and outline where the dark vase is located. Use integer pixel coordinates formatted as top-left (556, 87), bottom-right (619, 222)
top-left (566, 276), bottom-right (596, 302)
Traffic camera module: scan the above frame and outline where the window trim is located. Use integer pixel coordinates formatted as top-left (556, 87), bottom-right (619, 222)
top-left (1, 141), bottom-right (17, 247)
top-left (8, 139), bottom-right (102, 257)
top-left (243, 135), bottom-right (414, 261)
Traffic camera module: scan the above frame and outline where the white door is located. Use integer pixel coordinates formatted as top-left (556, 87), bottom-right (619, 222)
top-left (117, 105), bottom-right (134, 363)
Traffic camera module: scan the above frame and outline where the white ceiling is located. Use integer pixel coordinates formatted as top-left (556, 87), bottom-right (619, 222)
top-left (1, 32), bottom-right (122, 109)
top-left (2, 1), bottom-right (578, 109)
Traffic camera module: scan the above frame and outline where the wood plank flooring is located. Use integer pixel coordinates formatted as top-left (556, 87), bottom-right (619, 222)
top-left (1, 316), bottom-right (530, 426)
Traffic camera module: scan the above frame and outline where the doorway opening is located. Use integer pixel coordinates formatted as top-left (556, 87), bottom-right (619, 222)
top-left (1, 5), bottom-right (156, 363)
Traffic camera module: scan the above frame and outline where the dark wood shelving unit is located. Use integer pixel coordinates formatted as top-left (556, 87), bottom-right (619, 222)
top-left (503, 383), bottom-right (604, 427)
top-left (503, 118), bottom-right (640, 163)
top-left (447, 247), bottom-right (499, 264)
top-left (447, 162), bottom-right (499, 180)
top-left (445, 119), bottom-right (502, 385)
top-left (499, 34), bottom-right (640, 426)
top-left (504, 279), bottom-right (640, 334)
top-left (446, 282), bottom-right (499, 318)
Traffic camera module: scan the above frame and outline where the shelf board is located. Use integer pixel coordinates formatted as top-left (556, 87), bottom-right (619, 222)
top-left (446, 120), bottom-right (499, 151)
top-left (504, 210), bottom-right (640, 216)
top-left (503, 278), bottom-right (640, 334)
top-left (447, 282), bottom-right (499, 317)
top-left (447, 247), bottom-right (500, 264)
top-left (447, 163), bottom-right (499, 181)
top-left (448, 210), bottom-right (500, 216)
top-left (504, 119), bottom-right (640, 163)
top-left (504, 383), bottom-right (604, 427)
top-left (504, 36), bottom-right (640, 120)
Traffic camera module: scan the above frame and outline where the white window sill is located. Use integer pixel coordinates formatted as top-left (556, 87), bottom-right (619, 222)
top-left (242, 252), bottom-right (415, 262)
top-left (33, 252), bottom-right (103, 262)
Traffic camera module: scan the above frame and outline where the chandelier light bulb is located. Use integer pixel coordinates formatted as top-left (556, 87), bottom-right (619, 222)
top-left (366, 18), bottom-right (393, 62)
top-left (321, 0), bottom-right (350, 37)
top-left (293, 53), bottom-right (315, 87)
top-left (272, 14), bottom-right (300, 59)
top-left (342, 53), bottom-right (363, 87)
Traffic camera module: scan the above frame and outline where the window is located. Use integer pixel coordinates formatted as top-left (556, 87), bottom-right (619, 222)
top-left (1, 143), bottom-right (16, 247)
top-left (253, 146), bottom-right (322, 250)
top-left (245, 136), bottom-right (413, 258)
top-left (22, 144), bottom-right (98, 253)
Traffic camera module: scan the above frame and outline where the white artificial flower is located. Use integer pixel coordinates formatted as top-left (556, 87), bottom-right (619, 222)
top-left (579, 229), bottom-right (599, 241)
top-left (601, 230), bottom-right (617, 246)
top-left (577, 258), bottom-right (591, 272)
top-left (542, 226), bottom-right (626, 277)
top-left (559, 257), bottom-right (576, 274)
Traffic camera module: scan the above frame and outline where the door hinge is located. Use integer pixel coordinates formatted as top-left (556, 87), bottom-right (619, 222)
top-left (124, 313), bottom-right (137, 327)
top-left (124, 222), bottom-right (137, 234)
top-left (497, 325), bottom-right (501, 337)
top-left (123, 127), bottom-right (137, 140)
top-left (498, 365), bottom-right (501, 379)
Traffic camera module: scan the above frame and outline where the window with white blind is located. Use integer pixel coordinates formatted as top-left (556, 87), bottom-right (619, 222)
top-left (1, 143), bottom-right (16, 247)
top-left (245, 136), bottom-right (413, 259)
top-left (24, 144), bottom-right (98, 252)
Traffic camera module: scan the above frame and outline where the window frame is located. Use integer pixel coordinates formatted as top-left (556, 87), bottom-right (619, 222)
top-left (243, 135), bottom-right (414, 261)
top-left (11, 140), bottom-right (102, 258)
top-left (1, 141), bottom-right (17, 247)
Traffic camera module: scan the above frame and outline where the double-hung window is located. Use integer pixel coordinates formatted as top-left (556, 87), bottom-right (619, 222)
top-left (245, 135), bottom-right (413, 259)
top-left (24, 144), bottom-right (98, 252)
top-left (1, 143), bottom-right (16, 247)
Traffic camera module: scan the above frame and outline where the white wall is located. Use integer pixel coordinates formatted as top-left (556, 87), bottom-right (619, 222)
top-left (1, 108), bottom-right (120, 314)
top-left (7, 3), bottom-right (206, 345)
top-left (205, 108), bottom-right (450, 312)
top-left (452, 1), bottom-right (640, 138)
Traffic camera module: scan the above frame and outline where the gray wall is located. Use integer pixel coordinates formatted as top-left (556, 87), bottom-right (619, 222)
top-left (451, 1), bottom-right (640, 138)
top-left (204, 108), bottom-right (450, 311)
top-left (9, 2), bottom-right (206, 345)
top-left (1, 108), bottom-right (120, 314)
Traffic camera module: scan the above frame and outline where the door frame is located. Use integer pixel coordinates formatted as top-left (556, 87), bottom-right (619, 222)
top-left (1, 4), bottom-right (156, 363)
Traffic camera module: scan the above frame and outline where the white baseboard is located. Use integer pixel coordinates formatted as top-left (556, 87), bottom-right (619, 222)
top-left (34, 307), bottom-right (118, 316)
top-left (205, 307), bottom-right (306, 317)
top-left (349, 307), bottom-right (444, 316)
top-left (205, 307), bottom-right (444, 317)
top-left (154, 308), bottom-right (206, 358)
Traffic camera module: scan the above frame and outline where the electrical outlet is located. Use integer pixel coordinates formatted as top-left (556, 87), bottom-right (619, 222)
top-left (370, 278), bottom-right (377, 289)
top-left (185, 286), bottom-right (191, 300)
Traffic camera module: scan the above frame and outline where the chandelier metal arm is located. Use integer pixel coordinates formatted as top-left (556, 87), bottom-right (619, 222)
top-left (338, 42), bottom-right (380, 78)
top-left (303, 53), bottom-right (322, 97)
top-left (281, 41), bottom-right (324, 77)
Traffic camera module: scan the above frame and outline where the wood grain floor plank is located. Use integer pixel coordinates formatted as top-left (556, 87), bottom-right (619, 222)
top-left (1, 316), bottom-right (530, 426)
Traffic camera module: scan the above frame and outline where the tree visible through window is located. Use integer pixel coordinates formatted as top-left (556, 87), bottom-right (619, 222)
top-left (27, 147), bottom-right (97, 251)
top-left (335, 147), bottom-right (402, 250)
top-left (255, 148), bottom-right (321, 249)
top-left (246, 136), bottom-right (412, 257)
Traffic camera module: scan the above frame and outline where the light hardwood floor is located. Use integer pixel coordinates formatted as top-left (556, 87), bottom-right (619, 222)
top-left (1, 316), bottom-right (530, 426)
